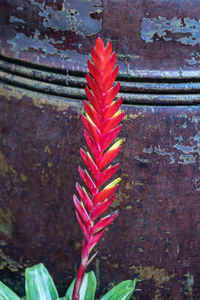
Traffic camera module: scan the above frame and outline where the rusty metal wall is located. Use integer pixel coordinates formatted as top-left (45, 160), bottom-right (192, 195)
top-left (0, 0), bottom-right (200, 299)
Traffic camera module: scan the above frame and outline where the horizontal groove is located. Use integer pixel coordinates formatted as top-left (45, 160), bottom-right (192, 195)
top-left (0, 55), bottom-right (200, 104)
top-left (1, 59), bottom-right (200, 94)
top-left (1, 53), bottom-right (200, 81)
top-left (1, 79), bottom-right (199, 106)
top-left (0, 54), bottom-right (67, 75)
top-left (0, 70), bottom-right (85, 99)
top-left (1, 72), bottom-right (200, 105)
top-left (0, 60), bottom-right (85, 88)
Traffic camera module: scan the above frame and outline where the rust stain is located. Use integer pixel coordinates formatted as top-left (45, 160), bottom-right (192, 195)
top-left (124, 112), bottom-right (144, 120)
top-left (0, 151), bottom-right (17, 177)
top-left (130, 265), bottom-right (172, 287)
top-left (20, 173), bottom-right (27, 182)
top-left (111, 190), bottom-right (124, 208)
top-left (0, 152), bottom-right (9, 176)
top-left (44, 145), bottom-right (52, 154)
top-left (47, 162), bottom-right (53, 168)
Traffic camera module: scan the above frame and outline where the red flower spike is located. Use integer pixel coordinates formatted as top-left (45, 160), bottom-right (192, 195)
top-left (78, 167), bottom-right (97, 195)
top-left (95, 37), bottom-right (105, 55)
top-left (83, 130), bottom-right (101, 161)
top-left (102, 111), bottom-right (125, 133)
top-left (90, 211), bottom-right (119, 235)
top-left (80, 148), bottom-right (98, 178)
top-left (73, 195), bottom-right (92, 229)
top-left (103, 51), bottom-right (117, 78)
top-left (75, 211), bottom-right (90, 242)
top-left (100, 124), bottom-right (122, 153)
top-left (104, 97), bottom-right (123, 120)
top-left (95, 164), bottom-right (119, 189)
top-left (86, 73), bottom-right (102, 99)
top-left (104, 40), bottom-right (112, 62)
top-left (93, 183), bottom-right (119, 205)
top-left (72, 38), bottom-right (124, 300)
top-left (85, 86), bottom-right (101, 114)
top-left (83, 100), bottom-right (101, 130)
top-left (99, 140), bottom-right (122, 170)
top-left (104, 82), bottom-right (120, 107)
top-left (87, 60), bottom-right (102, 86)
top-left (102, 65), bottom-right (119, 92)
top-left (90, 194), bottom-right (116, 221)
top-left (87, 229), bottom-right (105, 254)
top-left (75, 183), bottom-right (93, 213)
top-left (81, 115), bottom-right (101, 143)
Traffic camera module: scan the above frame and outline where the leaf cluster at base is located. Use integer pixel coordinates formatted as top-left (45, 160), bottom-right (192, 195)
top-left (0, 263), bottom-right (137, 300)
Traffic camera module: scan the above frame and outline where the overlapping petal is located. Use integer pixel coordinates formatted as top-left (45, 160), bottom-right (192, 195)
top-left (72, 37), bottom-right (124, 300)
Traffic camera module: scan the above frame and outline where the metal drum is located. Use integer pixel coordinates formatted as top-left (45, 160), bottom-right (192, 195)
top-left (0, 1), bottom-right (200, 298)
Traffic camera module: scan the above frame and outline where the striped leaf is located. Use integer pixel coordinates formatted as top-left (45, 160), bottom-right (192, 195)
top-left (0, 281), bottom-right (21, 300)
top-left (99, 279), bottom-right (137, 300)
top-left (25, 263), bottom-right (59, 300)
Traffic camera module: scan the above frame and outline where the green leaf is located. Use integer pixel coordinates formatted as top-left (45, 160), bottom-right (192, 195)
top-left (64, 271), bottom-right (96, 300)
top-left (64, 278), bottom-right (75, 300)
top-left (25, 263), bottom-right (59, 300)
top-left (0, 281), bottom-right (21, 300)
top-left (99, 279), bottom-right (137, 300)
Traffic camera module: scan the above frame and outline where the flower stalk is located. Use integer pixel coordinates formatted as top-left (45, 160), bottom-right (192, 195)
top-left (72, 37), bottom-right (124, 300)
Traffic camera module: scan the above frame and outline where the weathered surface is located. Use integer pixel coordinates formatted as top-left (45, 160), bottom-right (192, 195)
top-left (1, 0), bottom-right (200, 78)
top-left (0, 84), bottom-right (200, 299)
top-left (0, 0), bottom-right (200, 299)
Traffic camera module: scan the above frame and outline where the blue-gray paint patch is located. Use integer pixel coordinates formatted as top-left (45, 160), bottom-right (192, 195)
top-left (141, 16), bottom-right (200, 46)
top-left (30, 0), bottom-right (103, 37)
top-left (9, 16), bottom-right (25, 24)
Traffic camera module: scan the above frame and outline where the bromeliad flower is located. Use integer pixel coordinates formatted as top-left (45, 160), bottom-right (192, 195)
top-left (0, 37), bottom-right (137, 300)
top-left (72, 37), bottom-right (124, 300)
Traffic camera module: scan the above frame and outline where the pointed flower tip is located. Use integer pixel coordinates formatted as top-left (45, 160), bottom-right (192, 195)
top-left (85, 112), bottom-right (93, 125)
top-left (113, 109), bottom-right (122, 117)
top-left (105, 177), bottom-right (121, 190)
top-left (110, 139), bottom-right (123, 150)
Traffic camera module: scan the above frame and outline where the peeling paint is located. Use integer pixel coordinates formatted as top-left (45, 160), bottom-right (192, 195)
top-left (173, 143), bottom-right (194, 154)
top-left (32, 0), bottom-right (103, 37)
top-left (8, 0), bottom-right (103, 59)
top-left (134, 155), bottom-right (149, 163)
top-left (186, 51), bottom-right (200, 66)
top-left (178, 154), bottom-right (196, 165)
top-left (154, 146), bottom-right (175, 157)
top-left (9, 16), bottom-right (26, 24)
top-left (141, 16), bottom-right (200, 46)
top-left (143, 146), bottom-right (153, 154)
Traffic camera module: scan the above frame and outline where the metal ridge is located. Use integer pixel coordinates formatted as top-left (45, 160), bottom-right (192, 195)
top-left (0, 55), bottom-right (200, 105)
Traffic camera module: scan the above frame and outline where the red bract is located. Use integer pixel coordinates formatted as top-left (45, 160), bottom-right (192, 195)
top-left (72, 37), bottom-right (124, 300)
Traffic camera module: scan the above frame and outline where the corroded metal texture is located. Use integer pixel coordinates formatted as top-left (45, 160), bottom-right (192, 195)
top-left (1, 84), bottom-right (200, 299)
top-left (0, 0), bottom-right (200, 299)
top-left (1, 0), bottom-right (200, 78)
